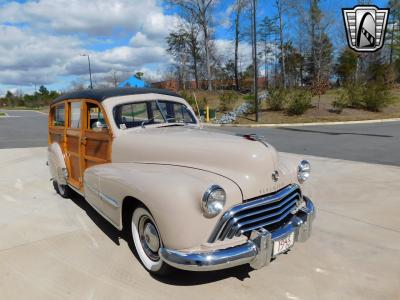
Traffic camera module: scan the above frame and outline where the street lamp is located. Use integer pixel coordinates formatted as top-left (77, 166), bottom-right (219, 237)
top-left (81, 54), bottom-right (93, 89)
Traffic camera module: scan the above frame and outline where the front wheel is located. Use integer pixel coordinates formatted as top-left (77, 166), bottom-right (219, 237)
top-left (129, 206), bottom-right (173, 276)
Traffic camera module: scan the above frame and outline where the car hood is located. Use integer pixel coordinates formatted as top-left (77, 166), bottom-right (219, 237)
top-left (112, 126), bottom-right (294, 200)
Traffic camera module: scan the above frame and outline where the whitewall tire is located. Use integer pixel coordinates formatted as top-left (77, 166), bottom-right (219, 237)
top-left (130, 206), bottom-right (173, 275)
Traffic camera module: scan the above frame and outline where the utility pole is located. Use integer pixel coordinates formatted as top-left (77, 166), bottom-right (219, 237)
top-left (252, 0), bottom-right (259, 122)
top-left (113, 69), bottom-right (118, 87)
top-left (81, 54), bottom-right (93, 89)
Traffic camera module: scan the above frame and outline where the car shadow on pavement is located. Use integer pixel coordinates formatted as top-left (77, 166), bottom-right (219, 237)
top-left (69, 192), bottom-right (122, 246)
top-left (68, 191), bottom-right (255, 285)
top-left (151, 265), bottom-right (253, 286)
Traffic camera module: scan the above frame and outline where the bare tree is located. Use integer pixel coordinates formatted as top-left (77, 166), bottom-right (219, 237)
top-left (258, 16), bottom-right (278, 89)
top-left (169, 0), bottom-right (216, 91)
top-left (233, 0), bottom-right (247, 90)
top-left (186, 21), bottom-right (201, 89)
top-left (167, 28), bottom-right (190, 89)
top-left (275, 0), bottom-right (290, 88)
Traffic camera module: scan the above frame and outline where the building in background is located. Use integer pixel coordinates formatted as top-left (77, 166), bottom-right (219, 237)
top-left (118, 76), bottom-right (147, 88)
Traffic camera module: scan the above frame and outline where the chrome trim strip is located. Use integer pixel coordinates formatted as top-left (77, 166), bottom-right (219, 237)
top-left (99, 191), bottom-right (119, 208)
top-left (84, 182), bottom-right (119, 208)
top-left (160, 198), bottom-right (315, 272)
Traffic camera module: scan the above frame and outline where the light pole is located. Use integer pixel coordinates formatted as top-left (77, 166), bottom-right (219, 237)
top-left (81, 54), bottom-right (93, 89)
top-left (252, 0), bottom-right (259, 122)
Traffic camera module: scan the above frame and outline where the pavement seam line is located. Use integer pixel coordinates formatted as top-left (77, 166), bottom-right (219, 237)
top-left (318, 208), bottom-right (400, 234)
top-left (0, 229), bottom-right (80, 254)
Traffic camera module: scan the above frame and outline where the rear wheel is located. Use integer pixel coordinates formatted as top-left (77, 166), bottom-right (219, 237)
top-left (129, 206), bottom-right (173, 276)
top-left (53, 180), bottom-right (72, 199)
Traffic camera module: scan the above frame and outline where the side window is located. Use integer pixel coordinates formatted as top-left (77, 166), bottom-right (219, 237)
top-left (150, 101), bottom-right (165, 124)
top-left (159, 101), bottom-right (196, 124)
top-left (70, 102), bottom-right (81, 129)
top-left (174, 104), bottom-right (195, 123)
top-left (87, 103), bottom-right (108, 132)
top-left (52, 104), bottom-right (65, 127)
top-left (117, 102), bottom-right (151, 128)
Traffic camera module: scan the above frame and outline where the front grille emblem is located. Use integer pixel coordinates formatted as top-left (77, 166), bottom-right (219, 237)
top-left (272, 170), bottom-right (279, 182)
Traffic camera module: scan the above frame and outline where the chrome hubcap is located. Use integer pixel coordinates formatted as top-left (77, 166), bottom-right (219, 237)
top-left (138, 216), bottom-right (160, 261)
top-left (143, 222), bottom-right (160, 252)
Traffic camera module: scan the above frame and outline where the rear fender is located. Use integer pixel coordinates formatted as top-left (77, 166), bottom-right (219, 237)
top-left (48, 143), bottom-right (67, 184)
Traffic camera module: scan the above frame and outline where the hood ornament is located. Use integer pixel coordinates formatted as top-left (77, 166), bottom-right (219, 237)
top-left (272, 170), bottom-right (280, 182)
top-left (243, 134), bottom-right (269, 148)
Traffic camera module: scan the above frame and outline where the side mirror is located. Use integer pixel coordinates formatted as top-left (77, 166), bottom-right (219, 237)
top-left (92, 121), bottom-right (108, 132)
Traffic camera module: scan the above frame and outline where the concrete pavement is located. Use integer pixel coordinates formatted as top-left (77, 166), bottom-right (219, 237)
top-left (0, 147), bottom-right (399, 300)
top-left (0, 110), bottom-right (48, 149)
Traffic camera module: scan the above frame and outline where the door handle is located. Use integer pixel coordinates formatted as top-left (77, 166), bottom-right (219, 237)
top-left (81, 136), bottom-right (87, 144)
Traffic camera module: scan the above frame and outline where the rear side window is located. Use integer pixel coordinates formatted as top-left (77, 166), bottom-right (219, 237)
top-left (52, 104), bottom-right (65, 127)
top-left (87, 103), bottom-right (108, 132)
top-left (70, 102), bottom-right (81, 129)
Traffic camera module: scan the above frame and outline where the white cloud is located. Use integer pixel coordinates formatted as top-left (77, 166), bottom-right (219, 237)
top-left (0, 0), bottom-right (181, 89)
top-left (214, 39), bottom-right (253, 69)
top-left (0, 26), bottom-right (81, 85)
top-left (0, 0), bottom-right (152, 35)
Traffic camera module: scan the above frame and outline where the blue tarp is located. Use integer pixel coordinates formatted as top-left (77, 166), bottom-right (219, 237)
top-left (118, 76), bottom-right (147, 88)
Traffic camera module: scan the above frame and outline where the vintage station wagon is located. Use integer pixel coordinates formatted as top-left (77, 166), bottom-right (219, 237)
top-left (48, 88), bottom-right (315, 275)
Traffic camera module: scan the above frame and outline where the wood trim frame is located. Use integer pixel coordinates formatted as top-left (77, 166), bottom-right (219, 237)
top-left (48, 98), bottom-right (114, 192)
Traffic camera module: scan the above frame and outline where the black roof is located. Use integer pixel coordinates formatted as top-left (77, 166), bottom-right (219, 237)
top-left (52, 87), bottom-right (180, 105)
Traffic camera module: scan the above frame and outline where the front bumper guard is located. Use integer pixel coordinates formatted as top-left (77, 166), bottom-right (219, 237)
top-left (159, 197), bottom-right (315, 271)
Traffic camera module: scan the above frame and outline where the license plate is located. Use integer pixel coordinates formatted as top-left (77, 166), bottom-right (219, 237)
top-left (273, 232), bottom-right (294, 256)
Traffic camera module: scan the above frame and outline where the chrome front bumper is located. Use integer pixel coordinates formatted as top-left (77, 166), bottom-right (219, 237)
top-left (159, 197), bottom-right (315, 272)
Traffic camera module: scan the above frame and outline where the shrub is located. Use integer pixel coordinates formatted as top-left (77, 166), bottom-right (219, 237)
top-left (267, 88), bottom-right (287, 111)
top-left (179, 90), bottom-right (195, 107)
top-left (219, 91), bottom-right (238, 112)
top-left (332, 97), bottom-right (347, 114)
top-left (335, 82), bottom-right (393, 112)
top-left (362, 84), bottom-right (393, 112)
top-left (243, 94), bottom-right (254, 101)
top-left (286, 90), bottom-right (312, 115)
top-left (345, 83), bottom-right (364, 108)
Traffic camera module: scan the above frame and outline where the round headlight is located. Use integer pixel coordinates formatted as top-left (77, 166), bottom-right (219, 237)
top-left (298, 160), bottom-right (311, 183)
top-left (202, 185), bottom-right (226, 218)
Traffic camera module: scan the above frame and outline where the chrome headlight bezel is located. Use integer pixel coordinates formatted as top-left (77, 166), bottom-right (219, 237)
top-left (201, 185), bottom-right (226, 218)
top-left (297, 160), bottom-right (311, 183)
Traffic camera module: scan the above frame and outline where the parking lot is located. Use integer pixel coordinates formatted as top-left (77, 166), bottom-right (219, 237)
top-left (0, 112), bottom-right (400, 299)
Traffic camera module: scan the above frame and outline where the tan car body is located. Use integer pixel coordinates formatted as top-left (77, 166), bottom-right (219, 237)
top-left (48, 89), bottom-right (314, 271)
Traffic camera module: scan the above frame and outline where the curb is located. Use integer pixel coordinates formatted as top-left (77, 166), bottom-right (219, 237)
top-left (204, 118), bottom-right (400, 128)
top-left (1, 109), bottom-right (48, 115)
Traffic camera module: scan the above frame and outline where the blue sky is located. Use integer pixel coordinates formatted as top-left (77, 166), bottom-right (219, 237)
top-left (0, 0), bottom-right (390, 95)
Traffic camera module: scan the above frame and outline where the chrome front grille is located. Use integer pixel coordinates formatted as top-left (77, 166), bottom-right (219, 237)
top-left (208, 184), bottom-right (302, 242)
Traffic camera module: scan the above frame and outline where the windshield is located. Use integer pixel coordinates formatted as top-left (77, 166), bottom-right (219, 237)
top-left (114, 100), bottom-right (196, 129)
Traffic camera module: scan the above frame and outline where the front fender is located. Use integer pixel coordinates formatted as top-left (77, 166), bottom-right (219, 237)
top-left (84, 163), bottom-right (243, 250)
